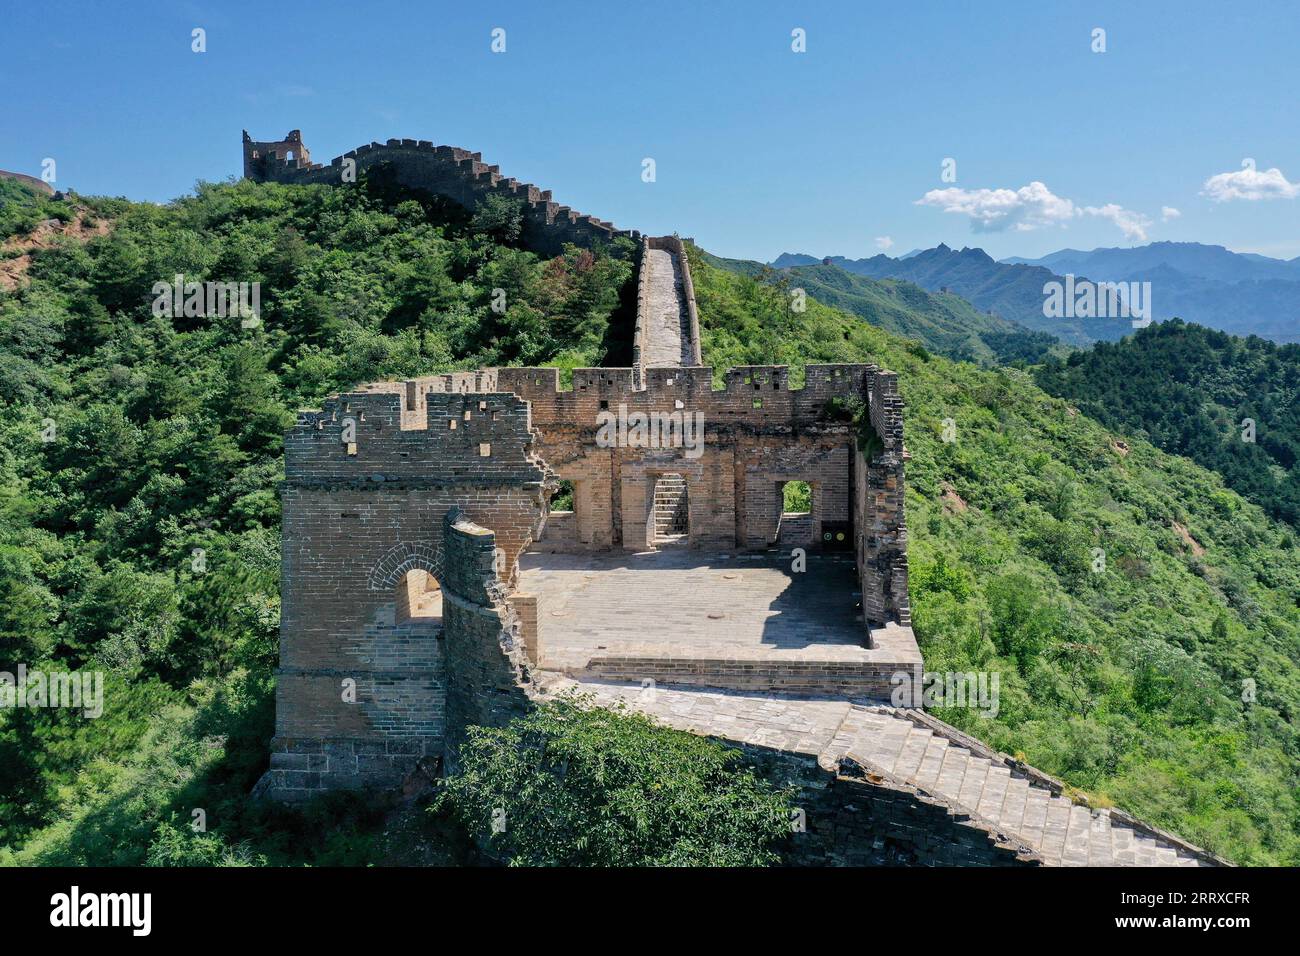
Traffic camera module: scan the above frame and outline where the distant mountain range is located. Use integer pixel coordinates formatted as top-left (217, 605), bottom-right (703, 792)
top-left (1003, 242), bottom-right (1300, 283)
top-left (702, 251), bottom-right (1062, 365)
top-left (773, 242), bottom-right (1300, 345)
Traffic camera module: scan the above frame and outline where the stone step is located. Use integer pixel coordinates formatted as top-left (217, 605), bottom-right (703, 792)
top-left (956, 756), bottom-right (991, 809)
top-left (1039, 798), bottom-right (1073, 865)
top-left (865, 728), bottom-right (912, 772)
top-left (976, 765), bottom-right (1011, 822)
top-left (1019, 789), bottom-right (1051, 848)
top-left (892, 727), bottom-right (933, 779)
top-left (1061, 803), bottom-right (1093, 866)
top-left (913, 735), bottom-right (948, 790)
top-left (1088, 810), bottom-right (1114, 866)
top-left (997, 777), bottom-right (1030, 835)
top-left (833, 708), bottom-right (1209, 867)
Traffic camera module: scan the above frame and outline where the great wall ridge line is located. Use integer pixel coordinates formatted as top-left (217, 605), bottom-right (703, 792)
top-left (243, 129), bottom-right (700, 381)
top-left (244, 130), bottom-right (640, 244)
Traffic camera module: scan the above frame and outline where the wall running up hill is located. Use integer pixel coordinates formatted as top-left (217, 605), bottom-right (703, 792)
top-left (243, 130), bottom-right (641, 258)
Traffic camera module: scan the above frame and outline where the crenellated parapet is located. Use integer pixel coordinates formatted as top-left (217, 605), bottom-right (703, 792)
top-left (285, 388), bottom-right (546, 489)
top-left (241, 131), bottom-right (641, 257)
top-left (495, 363), bottom-right (876, 435)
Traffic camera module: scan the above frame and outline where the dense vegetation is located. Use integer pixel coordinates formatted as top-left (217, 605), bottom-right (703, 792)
top-left (705, 252), bottom-right (1062, 367)
top-left (0, 173), bottom-right (636, 864)
top-left (0, 178), bottom-right (79, 240)
top-left (689, 245), bottom-right (1300, 865)
top-left (1034, 320), bottom-right (1300, 528)
top-left (437, 695), bottom-right (793, 866)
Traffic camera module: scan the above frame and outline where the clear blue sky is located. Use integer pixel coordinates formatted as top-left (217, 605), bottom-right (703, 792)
top-left (3, 0), bottom-right (1297, 262)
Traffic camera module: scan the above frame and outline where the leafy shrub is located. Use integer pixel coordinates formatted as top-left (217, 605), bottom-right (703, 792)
top-left (436, 695), bottom-right (794, 866)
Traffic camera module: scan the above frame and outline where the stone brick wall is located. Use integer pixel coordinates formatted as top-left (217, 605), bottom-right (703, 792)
top-left (578, 658), bottom-right (917, 699)
top-left (496, 363), bottom-right (891, 554)
top-left (242, 132), bottom-right (639, 258)
top-left (257, 382), bottom-right (548, 800)
top-left (242, 129), bottom-right (312, 180)
top-left (440, 510), bottom-right (534, 761)
top-left (858, 369), bottom-right (911, 627)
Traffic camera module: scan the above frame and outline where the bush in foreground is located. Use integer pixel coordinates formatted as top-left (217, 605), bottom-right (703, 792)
top-left (436, 695), bottom-right (794, 866)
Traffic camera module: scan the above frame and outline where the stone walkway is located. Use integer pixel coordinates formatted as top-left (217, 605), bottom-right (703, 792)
top-left (642, 246), bottom-right (693, 367)
top-left (553, 680), bottom-right (1216, 867)
top-left (518, 548), bottom-right (881, 672)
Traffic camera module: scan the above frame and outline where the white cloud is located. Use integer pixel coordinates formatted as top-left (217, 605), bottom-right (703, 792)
top-left (916, 181), bottom-right (1152, 241)
top-left (1201, 165), bottom-right (1299, 202)
top-left (1081, 203), bottom-right (1151, 241)
top-left (874, 236), bottom-right (894, 250)
top-left (1161, 206), bottom-right (1181, 221)
top-left (914, 181), bottom-right (1076, 232)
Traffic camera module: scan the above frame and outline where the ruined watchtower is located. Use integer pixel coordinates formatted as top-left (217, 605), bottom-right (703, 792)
top-left (242, 129), bottom-right (312, 181)
top-left (255, 130), bottom-right (916, 802)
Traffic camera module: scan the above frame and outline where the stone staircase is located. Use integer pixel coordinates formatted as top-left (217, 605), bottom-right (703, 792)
top-left (840, 707), bottom-right (1211, 866)
top-left (653, 474), bottom-right (688, 541)
top-left (563, 680), bottom-right (1223, 867)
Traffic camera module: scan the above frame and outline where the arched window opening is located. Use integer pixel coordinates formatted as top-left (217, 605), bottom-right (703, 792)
top-left (396, 568), bottom-right (442, 625)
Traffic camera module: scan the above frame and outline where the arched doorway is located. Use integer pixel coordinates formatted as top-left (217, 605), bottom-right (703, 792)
top-left (396, 568), bottom-right (442, 625)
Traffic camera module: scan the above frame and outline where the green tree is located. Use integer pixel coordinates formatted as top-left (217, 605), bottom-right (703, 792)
top-left (437, 696), bottom-right (794, 866)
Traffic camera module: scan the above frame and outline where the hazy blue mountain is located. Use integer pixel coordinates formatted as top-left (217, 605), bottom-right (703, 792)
top-left (774, 242), bottom-right (1300, 345)
top-left (802, 244), bottom-right (1117, 346)
top-left (770, 252), bottom-right (821, 268)
top-left (1003, 241), bottom-right (1300, 283)
top-left (706, 251), bottom-right (1062, 364)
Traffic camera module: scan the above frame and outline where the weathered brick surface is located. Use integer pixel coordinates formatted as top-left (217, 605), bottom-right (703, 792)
top-left (259, 359), bottom-right (918, 799)
top-left (859, 369), bottom-right (911, 626)
top-left (440, 510), bottom-right (533, 760)
top-left (257, 384), bottom-right (546, 799)
top-left (498, 363), bottom-right (894, 555)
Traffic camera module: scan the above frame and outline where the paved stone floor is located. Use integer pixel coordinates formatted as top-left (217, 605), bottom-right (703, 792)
top-left (518, 547), bottom-right (877, 671)
top-left (642, 247), bottom-right (693, 367)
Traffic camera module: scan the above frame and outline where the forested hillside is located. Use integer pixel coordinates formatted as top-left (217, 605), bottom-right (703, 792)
top-left (704, 251), bottom-right (1061, 366)
top-left (1, 177), bottom-right (1297, 866)
top-left (689, 246), bottom-right (1300, 865)
top-left (781, 244), bottom-right (1115, 346)
top-left (0, 174), bottom-right (634, 864)
top-left (1034, 321), bottom-right (1300, 528)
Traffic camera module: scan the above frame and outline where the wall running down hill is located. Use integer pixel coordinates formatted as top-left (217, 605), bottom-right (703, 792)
top-left (243, 130), bottom-right (701, 383)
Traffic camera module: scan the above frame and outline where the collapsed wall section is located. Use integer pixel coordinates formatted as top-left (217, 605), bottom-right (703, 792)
top-left (440, 510), bottom-right (535, 760)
